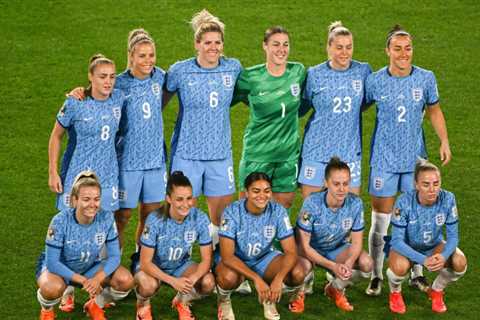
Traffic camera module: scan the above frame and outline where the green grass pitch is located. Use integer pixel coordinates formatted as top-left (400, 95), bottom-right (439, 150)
top-left (1, 0), bottom-right (479, 318)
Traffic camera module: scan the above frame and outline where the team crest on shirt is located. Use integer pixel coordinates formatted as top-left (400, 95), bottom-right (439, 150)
top-left (64, 194), bottom-right (71, 206)
top-left (184, 230), bottom-right (196, 244)
top-left (412, 88), bottom-right (423, 102)
top-left (112, 107), bottom-right (121, 120)
top-left (342, 218), bottom-right (353, 230)
top-left (435, 213), bottom-right (446, 226)
top-left (304, 166), bottom-right (316, 180)
top-left (352, 80), bottom-right (362, 95)
top-left (223, 75), bottom-right (233, 88)
top-left (118, 189), bottom-right (127, 201)
top-left (151, 83), bottom-right (161, 96)
top-left (290, 83), bottom-right (300, 97)
top-left (46, 227), bottom-right (55, 241)
top-left (95, 232), bottom-right (106, 246)
top-left (264, 225), bottom-right (276, 239)
top-left (301, 212), bottom-right (311, 225)
top-left (142, 225), bottom-right (150, 240)
top-left (374, 177), bottom-right (383, 190)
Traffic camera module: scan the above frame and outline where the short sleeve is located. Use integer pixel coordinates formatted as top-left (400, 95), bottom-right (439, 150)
top-left (218, 207), bottom-right (237, 240)
top-left (106, 212), bottom-right (118, 242)
top-left (446, 193), bottom-right (459, 225)
top-left (425, 71), bottom-right (439, 106)
top-left (196, 210), bottom-right (212, 246)
top-left (140, 214), bottom-right (159, 248)
top-left (56, 98), bottom-right (76, 128)
top-left (275, 205), bottom-right (294, 240)
top-left (364, 73), bottom-right (375, 106)
top-left (391, 197), bottom-right (408, 228)
top-left (45, 213), bottom-right (66, 249)
top-left (296, 197), bottom-right (316, 233)
top-left (351, 199), bottom-right (365, 232)
top-left (165, 63), bottom-right (180, 93)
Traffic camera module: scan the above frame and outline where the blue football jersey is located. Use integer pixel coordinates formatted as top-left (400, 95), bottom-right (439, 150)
top-left (166, 57), bottom-right (242, 160)
top-left (296, 191), bottom-right (364, 252)
top-left (219, 199), bottom-right (294, 262)
top-left (302, 60), bottom-right (372, 163)
top-left (391, 189), bottom-right (458, 253)
top-left (366, 66), bottom-right (439, 172)
top-left (115, 67), bottom-right (166, 170)
top-left (140, 208), bottom-right (212, 272)
top-left (57, 90), bottom-right (124, 191)
top-left (43, 208), bottom-right (118, 275)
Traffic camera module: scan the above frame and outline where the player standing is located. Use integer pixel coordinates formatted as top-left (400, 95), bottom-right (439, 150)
top-left (67, 30), bottom-right (167, 248)
top-left (36, 171), bottom-right (133, 320)
top-left (387, 160), bottom-right (466, 314)
top-left (48, 54), bottom-right (124, 213)
top-left (165, 9), bottom-right (242, 245)
top-left (234, 26), bottom-right (306, 209)
top-left (299, 22), bottom-right (372, 198)
top-left (296, 157), bottom-right (372, 312)
top-left (134, 171), bottom-right (215, 320)
top-left (215, 172), bottom-right (308, 320)
top-left (365, 25), bottom-right (451, 295)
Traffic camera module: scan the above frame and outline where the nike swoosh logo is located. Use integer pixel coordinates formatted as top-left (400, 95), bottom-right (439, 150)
top-left (83, 117), bottom-right (93, 121)
top-left (259, 92), bottom-right (268, 96)
top-left (381, 95), bottom-right (389, 100)
top-left (188, 81), bottom-right (197, 86)
top-left (319, 87), bottom-right (328, 91)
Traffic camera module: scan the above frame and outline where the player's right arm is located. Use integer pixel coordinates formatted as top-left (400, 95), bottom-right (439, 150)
top-left (48, 122), bottom-right (65, 193)
top-left (390, 198), bottom-right (427, 265)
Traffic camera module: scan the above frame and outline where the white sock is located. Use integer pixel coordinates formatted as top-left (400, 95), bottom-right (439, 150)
top-left (217, 285), bottom-right (233, 301)
top-left (62, 285), bottom-right (74, 297)
top-left (332, 277), bottom-right (349, 291)
top-left (135, 289), bottom-right (151, 306)
top-left (37, 289), bottom-right (61, 310)
top-left (411, 264), bottom-right (424, 278)
top-left (176, 288), bottom-right (200, 303)
top-left (95, 287), bottom-right (130, 308)
top-left (209, 223), bottom-right (220, 249)
top-left (350, 269), bottom-right (366, 283)
top-left (386, 268), bottom-right (405, 292)
top-left (432, 267), bottom-right (467, 291)
top-left (368, 211), bottom-right (391, 279)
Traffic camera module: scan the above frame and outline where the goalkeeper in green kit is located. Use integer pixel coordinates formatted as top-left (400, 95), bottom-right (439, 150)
top-left (234, 26), bottom-right (306, 209)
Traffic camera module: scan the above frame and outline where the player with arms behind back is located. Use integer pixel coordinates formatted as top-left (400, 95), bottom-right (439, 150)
top-left (299, 22), bottom-right (372, 198)
top-left (386, 160), bottom-right (466, 314)
top-left (234, 26), bottom-right (306, 209)
top-left (365, 25), bottom-right (451, 295)
top-left (36, 171), bottom-right (133, 320)
top-left (165, 9), bottom-right (242, 245)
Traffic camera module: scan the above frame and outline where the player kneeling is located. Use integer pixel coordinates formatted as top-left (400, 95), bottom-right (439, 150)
top-left (387, 160), bottom-right (467, 314)
top-left (134, 171), bottom-right (215, 320)
top-left (215, 172), bottom-right (309, 320)
top-left (36, 171), bottom-right (134, 320)
top-left (296, 157), bottom-right (372, 312)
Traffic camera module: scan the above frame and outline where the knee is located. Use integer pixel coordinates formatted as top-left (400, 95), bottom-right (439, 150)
top-left (359, 254), bottom-right (373, 273)
top-left (216, 268), bottom-right (241, 290)
top-left (40, 281), bottom-right (65, 300)
top-left (388, 254), bottom-right (410, 276)
top-left (289, 264), bottom-right (307, 286)
top-left (451, 251), bottom-right (467, 272)
top-left (112, 270), bottom-right (135, 291)
top-left (199, 273), bottom-right (216, 294)
top-left (135, 274), bottom-right (158, 297)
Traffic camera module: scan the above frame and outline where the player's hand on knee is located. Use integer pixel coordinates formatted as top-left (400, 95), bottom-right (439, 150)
top-left (426, 253), bottom-right (446, 272)
top-left (172, 277), bottom-right (193, 294)
top-left (254, 277), bottom-right (270, 303)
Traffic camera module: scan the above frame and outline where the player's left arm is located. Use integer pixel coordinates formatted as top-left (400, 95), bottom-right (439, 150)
top-left (272, 235), bottom-right (298, 301)
top-left (426, 103), bottom-right (451, 165)
top-left (188, 214), bottom-right (213, 285)
top-left (345, 231), bottom-right (363, 270)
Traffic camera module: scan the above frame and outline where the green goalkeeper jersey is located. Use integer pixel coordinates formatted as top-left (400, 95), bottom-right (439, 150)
top-left (235, 62), bottom-right (306, 162)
